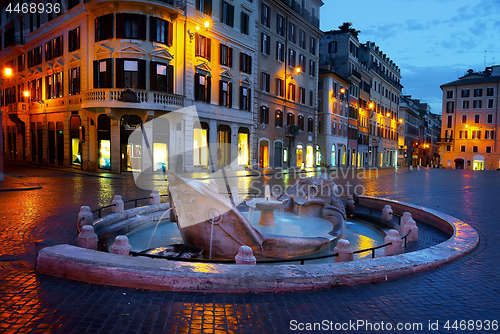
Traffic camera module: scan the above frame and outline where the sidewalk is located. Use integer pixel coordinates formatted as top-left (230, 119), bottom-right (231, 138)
top-left (0, 175), bottom-right (42, 192)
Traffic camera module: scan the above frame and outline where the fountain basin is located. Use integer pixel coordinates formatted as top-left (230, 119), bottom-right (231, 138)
top-left (36, 196), bottom-right (479, 293)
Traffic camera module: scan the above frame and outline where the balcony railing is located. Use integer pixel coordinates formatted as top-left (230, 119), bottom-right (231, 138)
top-left (437, 138), bottom-right (453, 144)
top-left (5, 102), bottom-right (28, 113)
top-left (83, 88), bottom-right (184, 109)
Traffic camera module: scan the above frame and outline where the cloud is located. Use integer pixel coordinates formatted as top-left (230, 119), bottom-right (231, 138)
top-left (405, 19), bottom-right (426, 31)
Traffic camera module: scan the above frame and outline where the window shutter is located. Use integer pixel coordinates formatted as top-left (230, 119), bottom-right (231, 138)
top-left (138, 59), bottom-right (146, 89)
top-left (219, 80), bottom-right (224, 106)
top-left (195, 34), bottom-right (200, 56)
top-left (194, 73), bottom-right (200, 101)
top-left (95, 18), bottom-right (99, 41)
top-left (115, 13), bottom-right (124, 38)
top-left (229, 4), bottom-right (234, 27)
top-left (93, 60), bottom-right (98, 88)
top-left (139, 15), bottom-right (147, 40)
top-left (261, 3), bottom-right (265, 24)
top-left (167, 21), bottom-right (173, 46)
top-left (59, 35), bottom-right (63, 57)
top-left (150, 61), bottom-right (157, 91)
top-left (239, 52), bottom-right (244, 72)
top-left (167, 65), bottom-right (174, 94)
top-left (266, 75), bottom-right (270, 92)
top-left (266, 36), bottom-right (270, 55)
top-left (276, 41), bottom-right (279, 60)
top-left (228, 82), bottom-right (233, 108)
top-left (247, 56), bottom-right (252, 74)
top-left (261, 33), bottom-right (264, 53)
top-left (195, 0), bottom-right (200, 11)
top-left (105, 58), bottom-right (112, 88)
top-left (239, 87), bottom-right (244, 109)
top-left (228, 47), bottom-right (233, 67)
top-left (265, 107), bottom-right (269, 124)
top-left (115, 59), bottom-right (124, 88)
top-left (206, 0), bottom-right (212, 16)
top-left (106, 14), bottom-right (114, 39)
top-left (76, 67), bottom-right (80, 94)
top-left (219, 44), bottom-right (223, 64)
top-left (149, 17), bottom-right (156, 42)
top-left (206, 38), bottom-right (211, 60)
top-left (206, 76), bottom-right (211, 103)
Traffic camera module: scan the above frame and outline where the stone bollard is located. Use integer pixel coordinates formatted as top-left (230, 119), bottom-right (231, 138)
top-left (111, 236), bottom-right (132, 256)
top-left (345, 196), bottom-right (355, 216)
top-left (235, 245), bottom-right (256, 265)
top-left (149, 190), bottom-right (161, 205)
top-left (382, 205), bottom-right (393, 223)
top-left (334, 239), bottom-right (353, 262)
top-left (409, 166), bottom-right (413, 171)
top-left (417, 165), bottom-right (420, 171)
top-left (384, 229), bottom-right (402, 256)
top-left (78, 225), bottom-right (98, 250)
top-left (112, 195), bottom-right (124, 215)
top-left (400, 212), bottom-right (413, 230)
top-left (402, 218), bottom-right (419, 242)
top-left (78, 206), bottom-right (93, 231)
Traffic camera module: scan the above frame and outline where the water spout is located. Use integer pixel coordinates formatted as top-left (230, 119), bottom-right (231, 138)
top-left (147, 208), bottom-right (172, 250)
top-left (265, 185), bottom-right (271, 201)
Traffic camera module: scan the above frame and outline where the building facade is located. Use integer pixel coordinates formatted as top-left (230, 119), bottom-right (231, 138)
top-left (440, 66), bottom-right (500, 170)
top-left (1, 0), bottom-right (258, 174)
top-left (254, 0), bottom-right (323, 169)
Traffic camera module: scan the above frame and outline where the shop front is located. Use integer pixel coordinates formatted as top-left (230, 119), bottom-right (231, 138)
top-left (120, 115), bottom-right (142, 172)
top-left (193, 122), bottom-right (209, 168)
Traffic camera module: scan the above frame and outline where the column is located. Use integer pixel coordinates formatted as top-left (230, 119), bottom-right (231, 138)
top-left (231, 122), bottom-right (238, 170)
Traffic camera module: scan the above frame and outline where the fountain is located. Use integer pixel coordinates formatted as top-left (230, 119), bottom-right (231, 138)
top-left (245, 185), bottom-right (285, 226)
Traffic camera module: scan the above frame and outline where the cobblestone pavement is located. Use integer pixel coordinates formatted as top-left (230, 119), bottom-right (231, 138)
top-left (0, 162), bottom-right (499, 333)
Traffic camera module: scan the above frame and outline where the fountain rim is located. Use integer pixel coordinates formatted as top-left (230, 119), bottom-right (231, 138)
top-left (36, 196), bottom-right (479, 293)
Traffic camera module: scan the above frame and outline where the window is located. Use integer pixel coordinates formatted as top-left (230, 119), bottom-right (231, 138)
top-left (299, 54), bottom-right (306, 72)
top-left (260, 106), bottom-right (269, 124)
top-left (462, 89), bottom-right (469, 97)
top-left (45, 35), bottom-right (63, 61)
top-left (472, 130), bottom-right (476, 139)
top-left (195, 73), bottom-right (211, 103)
top-left (288, 83), bottom-right (296, 101)
top-left (195, 34), bottom-right (211, 60)
top-left (68, 0), bottom-right (80, 10)
top-left (298, 115), bottom-right (304, 131)
top-left (446, 145), bottom-right (451, 152)
top-left (68, 27), bottom-right (80, 52)
top-left (287, 112), bottom-right (294, 126)
top-left (275, 110), bottom-right (283, 127)
top-left (69, 67), bottom-right (80, 95)
top-left (261, 72), bottom-right (270, 92)
top-left (299, 30), bottom-right (306, 49)
top-left (276, 14), bottom-right (285, 37)
top-left (276, 78), bottom-right (284, 97)
top-left (492, 130), bottom-right (496, 139)
top-left (462, 115), bottom-right (467, 123)
top-left (474, 88), bottom-right (482, 97)
top-left (219, 80), bottom-right (233, 107)
top-left (261, 33), bottom-right (270, 55)
top-left (464, 130), bottom-right (468, 139)
top-left (473, 100), bottom-right (482, 108)
top-left (459, 130), bottom-right (463, 139)
top-left (328, 41), bottom-right (337, 53)
top-left (116, 14), bottom-right (146, 40)
top-left (150, 17), bottom-right (173, 46)
top-left (487, 114), bottom-right (493, 123)
top-left (447, 90), bottom-right (453, 98)
top-left (116, 59), bottom-right (146, 89)
top-left (241, 12), bottom-right (249, 35)
top-left (486, 146), bottom-right (492, 153)
top-left (221, 2), bottom-right (235, 27)
top-left (488, 99), bottom-right (494, 108)
top-left (17, 54), bottom-right (25, 72)
top-left (461, 145), bottom-right (466, 152)
top-left (220, 44), bottom-right (233, 67)
top-left (93, 59), bottom-right (113, 88)
top-left (485, 130), bottom-right (490, 139)
top-left (309, 60), bottom-right (315, 77)
top-left (309, 90), bottom-right (313, 107)
top-left (474, 114), bottom-right (480, 123)
top-left (299, 87), bottom-right (306, 104)
top-left (310, 36), bottom-right (316, 55)
top-left (288, 49), bottom-right (296, 67)
top-left (446, 101), bottom-right (454, 113)
top-left (463, 100), bottom-right (469, 109)
top-left (261, 3), bottom-right (270, 27)
top-left (240, 53), bottom-right (252, 74)
top-left (477, 131), bottom-right (481, 139)
top-left (308, 118), bottom-right (313, 133)
top-left (473, 146), bottom-right (478, 153)
top-left (276, 41), bottom-right (285, 62)
top-left (46, 72), bottom-right (63, 99)
top-left (196, 0), bottom-right (213, 16)
top-left (447, 115), bottom-right (452, 128)
top-left (487, 87), bottom-right (494, 96)
top-left (150, 62), bottom-right (174, 93)
top-left (289, 22), bottom-right (296, 44)
top-left (239, 87), bottom-right (251, 110)
top-left (95, 14), bottom-right (114, 41)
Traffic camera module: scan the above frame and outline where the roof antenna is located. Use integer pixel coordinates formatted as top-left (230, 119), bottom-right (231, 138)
top-left (484, 50), bottom-right (487, 68)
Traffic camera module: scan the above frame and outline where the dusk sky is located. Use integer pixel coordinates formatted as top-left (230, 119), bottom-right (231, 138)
top-left (320, 0), bottom-right (500, 114)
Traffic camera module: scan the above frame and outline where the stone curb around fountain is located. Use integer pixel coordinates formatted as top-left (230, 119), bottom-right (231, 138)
top-left (35, 197), bottom-right (479, 293)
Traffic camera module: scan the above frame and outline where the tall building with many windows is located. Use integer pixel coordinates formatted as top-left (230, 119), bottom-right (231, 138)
top-left (254, 0), bottom-right (323, 169)
top-left (440, 66), bottom-right (500, 170)
top-left (1, 0), bottom-right (257, 173)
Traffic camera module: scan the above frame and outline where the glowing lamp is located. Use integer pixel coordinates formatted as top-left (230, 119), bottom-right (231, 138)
top-left (340, 87), bottom-right (345, 94)
top-left (24, 91), bottom-right (30, 97)
top-left (196, 26), bottom-right (200, 31)
top-left (295, 67), bottom-right (301, 73)
top-left (204, 21), bottom-right (210, 28)
top-left (399, 118), bottom-right (403, 123)
top-left (369, 103), bottom-right (374, 109)
top-left (4, 67), bottom-right (12, 77)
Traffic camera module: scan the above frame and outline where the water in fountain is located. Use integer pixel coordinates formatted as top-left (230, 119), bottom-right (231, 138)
top-left (146, 208), bottom-right (172, 250)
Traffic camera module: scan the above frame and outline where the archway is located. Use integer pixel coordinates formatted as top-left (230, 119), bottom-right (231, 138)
top-left (259, 139), bottom-right (269, 168)
top-left (331, 144), bottom-right (336, 167)
top-left (296, 144), bottom-right (304, 167)
top-left (97, 114), bottom-right (111, 170)
top-left (454, 158), bottom-right (465, 169)
top-left (274, 141), bottom-right (282, 168)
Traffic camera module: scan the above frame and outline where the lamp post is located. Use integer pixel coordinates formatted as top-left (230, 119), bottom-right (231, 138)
top-left (284, 66), bottom-right (302, 169)
top-left (0, 67), bottom-right (13, 182)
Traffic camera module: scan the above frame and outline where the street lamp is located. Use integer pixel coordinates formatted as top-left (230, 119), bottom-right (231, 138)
top-left (4, 67), bottom-right (13, 77)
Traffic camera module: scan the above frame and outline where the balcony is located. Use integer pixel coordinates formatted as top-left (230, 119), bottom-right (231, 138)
top-left (286, 125), bottom-right (300, 137)
top-left (4, 102), bottom-right (28, 114)
top-left (437, 138), bottom-right (453, 144)
top-left (82, 88), bottom-right (185, 110)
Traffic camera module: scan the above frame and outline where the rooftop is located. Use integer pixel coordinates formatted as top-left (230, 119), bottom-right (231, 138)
top-left (441, 65), bottom-right (500, 88)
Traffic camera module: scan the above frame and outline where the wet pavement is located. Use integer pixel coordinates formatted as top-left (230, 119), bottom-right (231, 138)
top-left (0, 162), bottom-right (499, 333)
